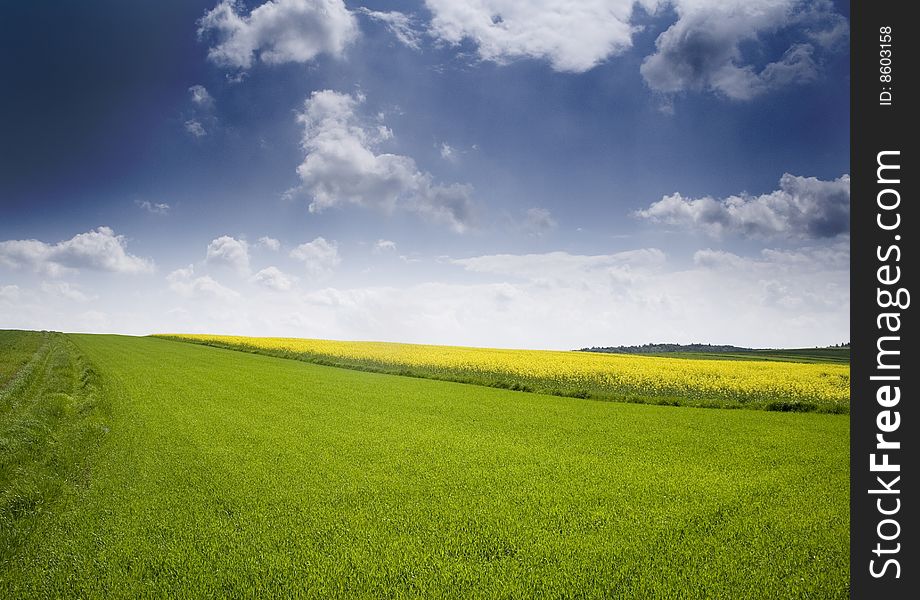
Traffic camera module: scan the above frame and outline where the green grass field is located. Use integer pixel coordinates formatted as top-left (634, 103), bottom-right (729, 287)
top-left (0, 330), bottom-right (50, 387)
top-left (157, 335), bottom-right (850, 413)
top-left (639, 348), bottom-right (850, 364)
top-left (1, 333), bottom-right (849, 598)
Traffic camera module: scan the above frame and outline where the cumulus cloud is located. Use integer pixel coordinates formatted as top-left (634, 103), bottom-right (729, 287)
top-left (198, 0), bottom-right (358, 69)
top-left (760, 244), bottom-right (849, 270)
top-left (692, 242), bottom-right (849, 312)
top-left (206, 235), bottom-right (250, 273)
top-left (257, 236), bottom-right (281, 251)
top-left (41, 281), bottom-right (95, 302)
top-left (252, 266), bottom-right (296, 291)
top-left (0, 227), bottom-right (154, 276)
top-left (424, 1), bottom-right (845, 98)
top-left (136, 200), bottom-right (170, 215)
top-left (0, 242), bottom-right (848, 348)
top-left (189, 84), bottom-right (214, 108)
top-left (641, 0), bottom-right (847, 100)
top-left (799, 3), bottom-right (849, 50)
top-left (455, 248), bottom-right (666, 287)
top-left (184, 119), bottom-right (207, 138)
top-left (691, 248), bottom-right (749, 270)
top-left (440, 143), bottom-right (457, 162)
top-left (167, 265), bottom-right (239, 300)
top-left (425, 0), bottom-right (655, 72)
top-left (184, 85), bottom-right (218, 137)
top-left (290, 236), bottom-right (340, 277)
top-left (168, 264), bottom-right (195, 281)
top-left (635, 173), bottom-right (849, 239)
top-left (279, 241), bottom-right (846, 348)
top-left (522, 207), bottom-right (557, 237)
top-left (356, 8), bottom-right (422, 49)
top-left (694, 243), bottom-right (848, 272)
top-left (373, 239), bottom-right (397, 254)
top-left (291, 90), bottom-right (475, 233)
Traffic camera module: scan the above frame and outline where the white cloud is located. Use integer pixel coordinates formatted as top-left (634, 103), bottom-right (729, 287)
top-left (41, 281), bottom-right (95, 303)
top-left (522, 207), bottom-right (557, 236)
top-left (424, 1), bottom-right (845, 98)
top-left (252, 266), bottom-right (297, 291)
top-left (185, 119), bottom-right (207, 138)
top-left (198, 0), bottom-right (358, 69)
top-left (290, 236), bottom-right (340, 277)
top-left (641, 0), bottom-right (847, 100)
top-left (189, 84), bottom-right (215, 108)
top-left (800, 3), bottom-right (849, 50)
top-left (0, 227), bottom-right (154, 276)
top-left (206, 235), bottom-right (250, 273)
top-left (168, 264), bottom-right (195, 281)
top-left (136, 200), bottom-right (170, 215)
top-left (440, 142), bottom-right (456, 162)
top-left (692, 248), bottom-right (748, 270)
top-left (0, 284), bottom-right (20, 302)
top-left (184, 86), bottom-right (216, 136)
top-left (257, 236), bottom-right (281, 251)
top-left (0, 241), bottom-right (848, 348)
top-left (291, 90), bottom-right (475, 233)
top-left (692, 242), bottom-right (849, 313)
top-left (282, 239), bottom-right (846, 348)
top-left (167, 265), bottom-right (240, 301)
top-left (455, 248), bottom-right (666, 287)
top-left (760, 244), bottom-right (849, 270)
top-left (425, 0), bottom-right (654, 72)
top-left (635, 173), bottom-right (850, 239)
top-left (373, 239), bottom-right (397, 254)
top-left (356, 8), bottom-right (422, 49)
top-left (694, 243), bottom-right (849, 273)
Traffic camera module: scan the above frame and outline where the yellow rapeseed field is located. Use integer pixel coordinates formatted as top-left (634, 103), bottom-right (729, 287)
top-left (161, 334), bottom-right (850, 412)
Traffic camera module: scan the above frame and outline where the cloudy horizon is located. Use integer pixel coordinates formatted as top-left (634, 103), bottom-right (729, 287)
top-left (1, 0), bottom-right (850, 350)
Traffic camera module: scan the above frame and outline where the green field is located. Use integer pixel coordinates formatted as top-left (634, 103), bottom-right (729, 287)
top-left (638, 348), bottom-right (851, 364)
top-left (1, 332), bottom-right (849, 598)
top-left (0, 330), bottom-right (50, 387)
top-left (157, 335), bottom-right (850, 413)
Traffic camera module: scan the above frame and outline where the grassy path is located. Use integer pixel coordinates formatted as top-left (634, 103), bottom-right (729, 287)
top-left (0, 330), bottom-right (50, 388)
top-left (1, 332), bottom-right (109, 569)
top-left (1, 334), bottom-right (848, 598)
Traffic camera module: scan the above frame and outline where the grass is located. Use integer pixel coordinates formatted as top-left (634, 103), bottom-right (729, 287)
top-left (0, 331), bottom-right (110, 568)
top-left (640, 348), bottom-right (850, 364)
top-left (1, 333), bottom-right (848, 598)
top-left (155, 334), bottom-right (850, 413)
top-left (0, 330), bottom-right (49, 389)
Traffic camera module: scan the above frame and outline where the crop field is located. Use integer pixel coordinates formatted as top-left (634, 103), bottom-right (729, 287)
top-left (639, 348), bottom-right (851, 365)
top-left (0, 330), bottom-right (49, 387)
top-left (1, 332), bottom-right (109, 572)
top-left (1, 332), bottom-right (848, 598)
top-left (157, 334), bottom-right (850, 413)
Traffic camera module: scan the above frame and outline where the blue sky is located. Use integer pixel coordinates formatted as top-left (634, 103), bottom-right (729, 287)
top-left (1, 0), bottom-right (850, 349)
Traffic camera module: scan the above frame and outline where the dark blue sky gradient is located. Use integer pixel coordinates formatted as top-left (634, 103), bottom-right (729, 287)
top-left (2, 1), bottom-right (848, 247)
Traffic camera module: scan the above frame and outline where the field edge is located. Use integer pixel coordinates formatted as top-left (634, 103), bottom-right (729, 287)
top-left (153, 334), bottom-right (849, 414)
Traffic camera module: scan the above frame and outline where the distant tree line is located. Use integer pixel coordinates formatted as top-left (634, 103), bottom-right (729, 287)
top-left (578, 343), bottom-right (752, 354)
top-left (578, 342), bottom-right (851, 353)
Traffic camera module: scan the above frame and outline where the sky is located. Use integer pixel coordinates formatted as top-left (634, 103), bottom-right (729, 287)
top-left (0, 0), bottom-right (850, 349)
